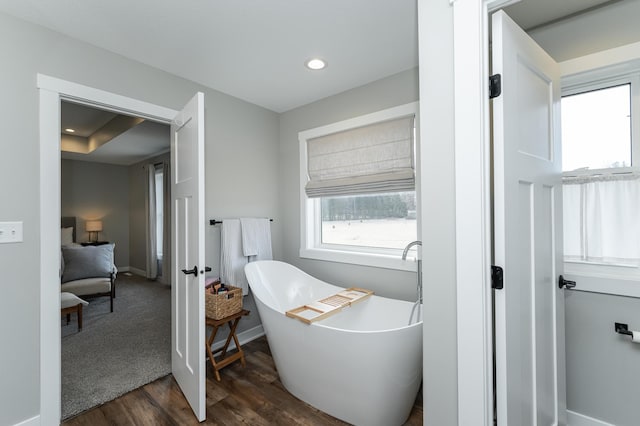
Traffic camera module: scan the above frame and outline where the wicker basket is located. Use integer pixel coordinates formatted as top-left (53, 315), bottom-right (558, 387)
top-left (205, 285), bottom-right (243, 320)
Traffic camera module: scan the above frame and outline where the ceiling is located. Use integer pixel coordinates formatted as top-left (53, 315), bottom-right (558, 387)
top-left (503, 0), bottom-right (616, 30)
top-left (0, 0), bottom-right (620, 115)
top-left (0, 0), bottom-right (627, 164)
top-left (61, 101), bottom-right (169, 166)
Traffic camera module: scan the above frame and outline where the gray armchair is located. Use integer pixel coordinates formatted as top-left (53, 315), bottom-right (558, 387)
top-left (61, 244), bottom-right (117, 312)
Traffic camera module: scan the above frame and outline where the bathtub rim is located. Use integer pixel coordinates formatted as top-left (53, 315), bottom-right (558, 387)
top-left (254, 302), bottom-right (423, 334)
top-left (245, 260), bottom-right (423, 333)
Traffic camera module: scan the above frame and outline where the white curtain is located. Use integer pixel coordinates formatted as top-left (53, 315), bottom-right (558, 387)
top-left (161, 162), bottom-right (171, 282)
top-left (145, 164), bottom-right (158, 279)
top-left (563, 173), bottom-right (640, 265)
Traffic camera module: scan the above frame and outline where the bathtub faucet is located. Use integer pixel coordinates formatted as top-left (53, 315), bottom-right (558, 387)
top-left (402, 240), bottom-right (422, 261)
top-left (402, 241), bottom-right (423, 325)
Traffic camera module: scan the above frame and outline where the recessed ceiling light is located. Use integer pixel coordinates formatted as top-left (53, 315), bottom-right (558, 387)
top-left (65, 128), bottom-right (75, 133)
top-left (305, 58), bottom-right (327, 70)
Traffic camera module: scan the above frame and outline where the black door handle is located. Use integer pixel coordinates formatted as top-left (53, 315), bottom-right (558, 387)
top-left (182, 266), bottom-right (198, 277)
top-left (558, 275), bottom-right (576, 289)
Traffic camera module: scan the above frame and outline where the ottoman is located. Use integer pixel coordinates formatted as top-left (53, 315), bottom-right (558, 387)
top-left (61, 292), bottom-right (89, 331)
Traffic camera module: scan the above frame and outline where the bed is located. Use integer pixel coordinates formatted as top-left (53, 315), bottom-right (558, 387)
top-left (60, 217), bottom-right (117, 312)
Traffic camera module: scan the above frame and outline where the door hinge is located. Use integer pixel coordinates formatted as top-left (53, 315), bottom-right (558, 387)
top-left (489, 74), bottom-right (501, 99)
top-left (491, 265), bottom-right (504, 290)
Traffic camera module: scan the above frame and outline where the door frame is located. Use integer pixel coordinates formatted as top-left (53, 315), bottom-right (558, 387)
top-left (419, 0), bottom-right (522, 425)
top-left (38, 74), bottom-right (178, 424)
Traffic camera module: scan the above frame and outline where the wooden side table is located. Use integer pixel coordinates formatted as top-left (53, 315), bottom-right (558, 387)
top-left (205, 309), bottom-right (250, 381)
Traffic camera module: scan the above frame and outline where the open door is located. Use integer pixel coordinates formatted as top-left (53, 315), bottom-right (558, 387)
top-left (492, 10), bottom-right (567, 426)
top-left (171, 92), bottom-right (206, 421)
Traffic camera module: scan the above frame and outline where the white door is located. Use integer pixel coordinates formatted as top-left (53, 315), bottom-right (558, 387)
top-left (171, 92), bottom-right (206, 421)
top-left (492, 10), bottom-right (567, 426)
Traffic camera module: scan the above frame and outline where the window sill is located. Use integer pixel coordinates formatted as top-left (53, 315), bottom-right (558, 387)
top-left (563, 272), bottom-right (640, 299)
top-left (300, 247), bottom-right (418, 272)
top-left (564, 260), bottom-right (640, 298)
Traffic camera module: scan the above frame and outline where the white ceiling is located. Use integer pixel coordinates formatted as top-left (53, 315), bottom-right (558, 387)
top-left (2, 0), bottom-right (631, 164)
top-left (0, 0), bottom-right (627, 114)
top-left (61, 102), bottom-right (117, 138)
top-left (0, 0), bottom-right (418, 113)
top-left (503, 0), bottom-right (615, 30)
top-left (61, 117), bottom-right (169, 166)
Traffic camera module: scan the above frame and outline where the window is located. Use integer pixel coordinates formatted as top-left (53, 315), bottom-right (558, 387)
top-left (320, 191), bottom-right (417, 249)
top-left (562, 84), bottom-right (631, 171)
top-left (562, 72), bottom-right (640, 283)
top-left (299, 102), bottom-right (419, 270)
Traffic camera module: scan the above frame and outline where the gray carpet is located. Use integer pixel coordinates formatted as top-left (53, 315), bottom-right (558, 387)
top-left (61, 273), bottom-right (171, 420)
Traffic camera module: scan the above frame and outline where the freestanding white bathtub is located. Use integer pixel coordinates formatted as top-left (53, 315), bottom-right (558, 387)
top-left (244, 260), bottom-right (423, 426)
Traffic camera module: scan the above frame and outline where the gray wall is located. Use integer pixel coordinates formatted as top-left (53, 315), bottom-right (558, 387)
top-left (61, 159), bottom-right (130, 267)
top-left (278, 68), bottom-right (420, 302)
top-left (529, 4), bottom-right (640, 425)
top-left (565, 287), bottom-right (640, 426)
top-left (128, 151), bottom-right (170, 274)
top-left (0, 11), bottom-right (279, 425)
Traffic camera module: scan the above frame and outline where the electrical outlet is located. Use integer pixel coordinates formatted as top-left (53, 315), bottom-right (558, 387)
top-left (0, 221), bottom-right (23, 243)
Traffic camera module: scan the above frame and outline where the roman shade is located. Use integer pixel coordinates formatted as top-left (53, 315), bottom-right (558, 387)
top-left (305, 116), bottom-right (415, 198)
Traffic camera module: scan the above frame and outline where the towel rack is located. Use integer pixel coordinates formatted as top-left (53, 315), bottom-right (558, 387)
top-left (209, 218), bottom-right (274, 226)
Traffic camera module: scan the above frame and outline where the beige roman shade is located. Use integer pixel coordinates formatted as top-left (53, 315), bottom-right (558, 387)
top-left (305, 116), bottom-right (415, 198)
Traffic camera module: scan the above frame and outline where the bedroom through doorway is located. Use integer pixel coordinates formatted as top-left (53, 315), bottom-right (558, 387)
top-left (59, 100), bottom-right (173, 419)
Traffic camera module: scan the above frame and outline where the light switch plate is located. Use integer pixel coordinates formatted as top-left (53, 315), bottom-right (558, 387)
top-left (0, 221), bottom-right (23, 243)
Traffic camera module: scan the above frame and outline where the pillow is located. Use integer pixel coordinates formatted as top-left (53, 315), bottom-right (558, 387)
top-left (61, 227), bottom-right (74, 246)
top-left (61, 244), bottom-right (115, 283)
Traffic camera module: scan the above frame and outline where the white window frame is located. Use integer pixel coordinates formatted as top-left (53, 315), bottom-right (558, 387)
top-left (299, 102), bottom-right (419, 271)
top-left (563, 74), bottom-right (640, 169)
top-left (562, 61), bottom-right (640, 296)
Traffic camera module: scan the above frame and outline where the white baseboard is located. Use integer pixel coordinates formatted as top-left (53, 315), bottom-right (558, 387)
top-left (12, 415), bottom-right (39, 426)
top-left (117, 266), bottom-right (168, 283)
top-left (568, 410), bottom-right (615, 426)
top-left (127, 266), bottom-right (146, 277)
top-left (210, 324), bottom-right (265, 352)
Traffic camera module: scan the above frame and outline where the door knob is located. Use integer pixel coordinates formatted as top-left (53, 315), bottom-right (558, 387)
top-left (558, 275), bottom-right (576, 289)
top-left (182, 266), bottom-right (198, 277)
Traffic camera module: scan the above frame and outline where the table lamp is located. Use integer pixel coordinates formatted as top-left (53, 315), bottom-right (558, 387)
top-left (86, 220), bottom-right (103, 242)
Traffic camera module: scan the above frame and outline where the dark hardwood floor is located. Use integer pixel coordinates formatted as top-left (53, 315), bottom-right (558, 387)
top-left (63, 336), bottom-right (423, 425)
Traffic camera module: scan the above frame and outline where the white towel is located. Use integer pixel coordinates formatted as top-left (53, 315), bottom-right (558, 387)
top-left (220, 219), bottom-right (249, 295)
top-left (240, 218), bottom-right (260, 256)
top-left (240, 217), bottom-right (273, 261)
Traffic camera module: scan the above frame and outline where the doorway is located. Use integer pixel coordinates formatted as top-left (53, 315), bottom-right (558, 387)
top-left (59, 100), bottom-right (172, 418)
top-left (38, 74), bottom-right (180, 424)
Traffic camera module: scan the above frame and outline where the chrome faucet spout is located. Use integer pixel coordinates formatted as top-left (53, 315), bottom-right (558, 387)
top-left (402, 240), bottom-right (422, 260)
top-left (403, 240), bottom-right (423, 324)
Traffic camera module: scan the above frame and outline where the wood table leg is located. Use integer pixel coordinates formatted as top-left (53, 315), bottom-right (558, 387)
top-left (206, 325), bottom-right (221, 381)
top-left (205, 310), bottom-right (249, 381)
top-left (227, 318), bottom-right (246, 367)
top-left (220, 317), bottom-right (241, 358)
top-left (77, 304), bottom-right (83, 331)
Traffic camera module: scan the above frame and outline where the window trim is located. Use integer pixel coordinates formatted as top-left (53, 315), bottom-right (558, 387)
top-left (299, 102), bottom-right (419, 271)
top-left (562, 65), bottom-right (640, 295)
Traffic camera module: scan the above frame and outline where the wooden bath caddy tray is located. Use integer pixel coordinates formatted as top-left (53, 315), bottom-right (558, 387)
top-left (286, 287), bottom-right (374, 324)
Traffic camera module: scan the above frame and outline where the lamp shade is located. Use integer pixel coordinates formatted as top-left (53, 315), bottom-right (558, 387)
top-left (85, 220), bottom-right (103, 232)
